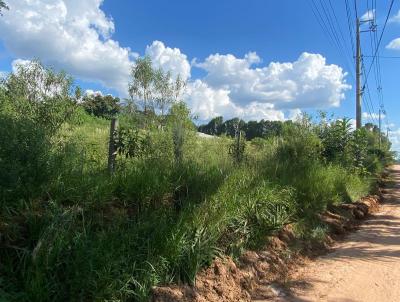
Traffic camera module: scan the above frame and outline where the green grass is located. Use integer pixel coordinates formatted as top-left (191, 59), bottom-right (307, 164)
top-left (0, 112), bottom-right (387, 302)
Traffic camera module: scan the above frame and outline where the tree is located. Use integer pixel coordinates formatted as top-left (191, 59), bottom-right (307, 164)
top-left (220, 118), bottom-right (245, 137)
top-left (5, 60), bottom-right (76, 133)
top-left (0, 60), bottom-right (77, 202)
top-left (0, 0), bottom-right (8, 16)
top-left (154, 68), bottom-right (173, 116)
top-left (198, 116), bottom-right (223, 135)
top-left (129, 56), bottom-right (155, 113)
top-left (167, 102), bottom-right (194, 164)
top-left (172, 74), bottom-right (186, 103)
top-left (81, 93), bottom-right (120, 119)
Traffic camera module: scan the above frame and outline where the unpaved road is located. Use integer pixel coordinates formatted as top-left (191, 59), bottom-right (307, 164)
top-left (271, 165), bottom-right (400, 302)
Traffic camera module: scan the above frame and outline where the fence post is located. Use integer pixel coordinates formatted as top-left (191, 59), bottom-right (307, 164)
top-left (108, 117), bottom-right (118, 174)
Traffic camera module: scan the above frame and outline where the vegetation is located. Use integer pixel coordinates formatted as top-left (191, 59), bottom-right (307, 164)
top-left (81, 93), bottom-right (121, 119)
top-left (0, 59), bottom-right (393, 302)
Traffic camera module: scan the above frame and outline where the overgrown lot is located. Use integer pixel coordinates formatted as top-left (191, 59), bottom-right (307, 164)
top-left (0, 61), bottom-right (393, 301)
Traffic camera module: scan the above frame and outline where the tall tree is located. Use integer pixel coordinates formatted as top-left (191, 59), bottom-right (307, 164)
top-left (128, 56), bottom-right (154, 113)
top-left (172, 74), bottom-right (186, 103)
top-left (154, 68), bottom-right (173, 116)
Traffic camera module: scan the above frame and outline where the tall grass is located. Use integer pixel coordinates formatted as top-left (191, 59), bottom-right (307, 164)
top-left (0, 109), bottom-right (388, 301)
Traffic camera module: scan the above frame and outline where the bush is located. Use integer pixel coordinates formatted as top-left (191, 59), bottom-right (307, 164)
top-left (0, 115), bottom-right (50, 204)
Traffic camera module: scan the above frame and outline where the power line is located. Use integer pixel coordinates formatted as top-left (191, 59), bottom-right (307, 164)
top-left (362, 0), bottom-right (395, 91)
top-left (361, 53), bottom-right (378, 124)
top-left (363, 55), bottom-right (400, 59)
top-left (309, 0), bottom-right (355, 80)
top-left (344, 0), bottom-right (356, 59)
top-left (325, 0), bottom-right (356, 75)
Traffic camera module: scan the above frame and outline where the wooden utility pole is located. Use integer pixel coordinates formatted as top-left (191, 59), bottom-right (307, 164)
top-left (356, 18), bottom-right (362, 129)
top-left (378, 109), bottom-right (382, 148)
top-left (108, 117), bottom-right (118, 174)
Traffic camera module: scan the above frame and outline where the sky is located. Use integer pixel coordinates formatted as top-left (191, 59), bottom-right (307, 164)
top-left (0, 0), bottom-right (400, 152)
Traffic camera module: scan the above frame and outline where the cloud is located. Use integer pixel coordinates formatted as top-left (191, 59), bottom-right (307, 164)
top-left (389, 10), bottom-right (400, 23)
top-left (145, 41), bottom-right (191, 81)
top-left (0, 0), bottom-right (133, 95)
top-left (0, 0), bottom-right (351, 123)
top-left (386, 38), bottom-right (400, 50)
top-left (362, 112), bottom-right (385, 120)
top-left (185, 79), bottom-right (286, 121)
top-left (194, 51), bottom-right (350, 110)
top-left (361, 9), bottom-right (375, 21)
top-left (85, 89), bottom-right (103, 96)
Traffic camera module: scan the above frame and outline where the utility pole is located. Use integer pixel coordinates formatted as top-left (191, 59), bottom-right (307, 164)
top-left (379, 109), bottom-right (382, 149)
top-left (356, 18), bottom-right (362, 129)
top-left (108, 117), bottom-right (118, 174)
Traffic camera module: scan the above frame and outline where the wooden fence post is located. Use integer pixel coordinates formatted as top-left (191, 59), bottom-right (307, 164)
top-left (108, 117), bottom-right (118, 174)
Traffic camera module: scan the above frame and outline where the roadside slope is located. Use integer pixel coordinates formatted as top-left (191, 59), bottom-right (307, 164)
top-left (271, 165), bottom-right (400, 302)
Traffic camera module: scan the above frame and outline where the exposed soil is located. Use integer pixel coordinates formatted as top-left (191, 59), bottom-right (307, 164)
top-left (151, 167), bottom-right (397, 302)
top-left (267, 165), bottom-right (400, 302)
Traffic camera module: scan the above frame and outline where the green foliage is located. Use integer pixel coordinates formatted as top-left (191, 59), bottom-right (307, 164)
top-left (198, 116), bottom-right (286, 139)
top-left (81, 93), bottom-right (120, 118)
top-left (0, 114), bottom-right (50, 203)
top-left (117, 127), bottom-right (150, 159)
top-left (4, 60), bottom-right (77, 134)
top-left (128, 56), bottom-right (186, 117)
top-left (229, 129), bottom-right (246, 164)
top-left (129, 56), bottom-right (154, 112)
top-left (0, 61), bottom-right (77, 206)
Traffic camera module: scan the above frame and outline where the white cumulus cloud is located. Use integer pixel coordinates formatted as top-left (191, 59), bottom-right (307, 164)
top-left (185, 79), bottom-right (285, 121)
top-left (194, 52), bottom-right (350, 110)
top-left (360, 9), bottom-right (375, 21)
top-left (145, 41), bottom-right (191, 81)
top-left (0, 0), bottom-right (351, 123)
top-left (386, 38), bottom-right (400, 50)
top-left (0, 0), bottom-right (133, 95)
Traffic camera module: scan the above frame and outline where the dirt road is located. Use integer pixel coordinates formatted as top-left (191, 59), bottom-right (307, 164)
top-left (271, 165), bottom-right (400, 302)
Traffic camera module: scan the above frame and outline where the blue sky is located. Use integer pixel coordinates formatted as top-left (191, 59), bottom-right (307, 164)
top-left (0, 0), bottom-right (400, 150)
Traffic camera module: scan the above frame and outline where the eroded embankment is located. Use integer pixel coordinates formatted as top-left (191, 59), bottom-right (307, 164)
top-left (151, 183), bottom-right (386, 302)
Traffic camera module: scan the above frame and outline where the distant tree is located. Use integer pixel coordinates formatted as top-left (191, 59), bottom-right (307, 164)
top-left (364, 122), bottom-right (379, 133)
top-left (244, 120), bottom-right (284, 140)
top-left (81, 93), bottom-right (120, 119)
top-left (198, 117), bottom-right (285, 139)
top-left (129, 56), bottom-right (155, 113)
top-left (220, 118), bottom-right (245, 137)
top-left (198, 116), bottom-right (223, 135)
